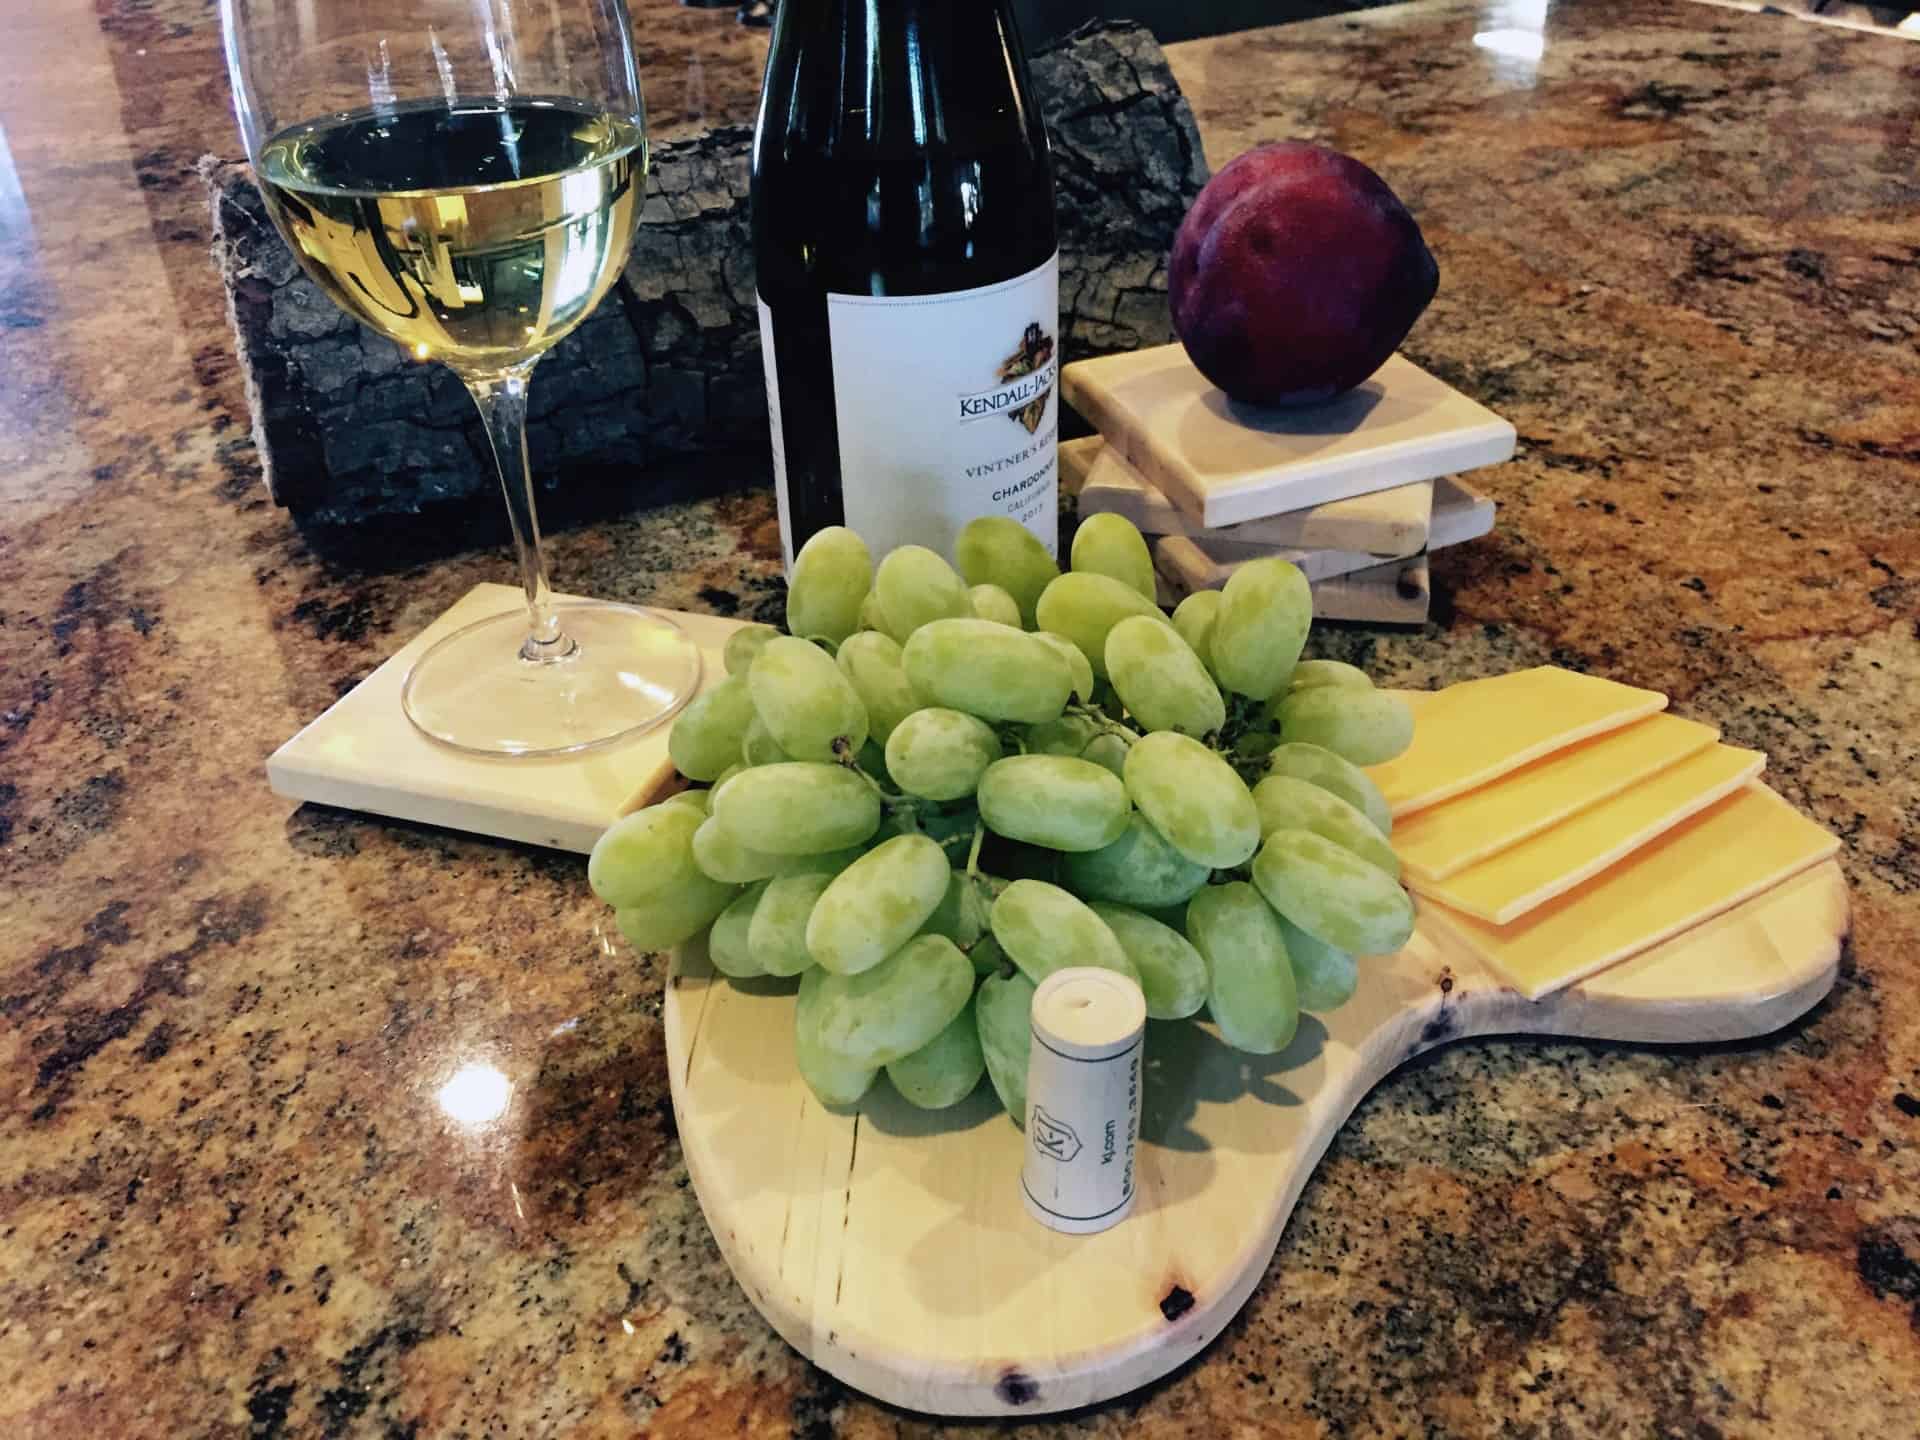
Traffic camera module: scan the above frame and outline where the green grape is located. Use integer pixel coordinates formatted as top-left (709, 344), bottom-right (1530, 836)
top-left (989, 878), bottom-right (1138, 987)
top-left (795, 969), bottom-right (879, 1106)
top-left (1032, 630), bottom-right (1096, 703)
top-left (876, 544), bottom-right (972, 642)
top-left (977, 754), bottom-right (1131, 852)
top-left (1275, 913), bottom-right (1358, 1012)
top-left (886, 995), bottom-right (986, 1109)
top-left (589, 802), bottom-right (707, 909)
top-left (1058, 812), bottom-right (1210, 908)
top-left (1079, 732), bottom-right (1130, 779)
top-left (1288, 659), bottom-right (1373, 693)
top-left (1250, 774), bottom-right (1400, 878)
top-left (1264, 742), bottom-right (1393, 835)
top-left (1122, 731), bottom-right (1261, 869)
top-left (668, 674), bottom-right (757, 782)
top-left (749, 636), bottom-right (870, 762)
top-left (712, 762), bottom-right (882, 855)
top-left (1275, 686), bottom-right (1414, 766)
top-left (885, 708), bottom-right (1003, 802)
top-left (787, 526), bottom-right (871, 644)
top-left (1253, 829), bottom-right (1415, 955)
top-left (709, 881), bottom-right (771, 978)
top-left (710, 762), bottom-right (745, 792)
top-left (901, 618), bottom-right (1073, 724)
top-left (955, 515), bottom-right (1060, 629)
top-left (1170, 589), bottom-right (1222, 677)
top-left (1087, 903), bottom-right (1208, 1020)
top-left (975, 967), bottom-right (1038, 1121)
top-left (833, 630), bottom-right (922, 745)
top-left (1034, 571), bottom-right (1168, 679)
top-left (613, 880), bottom-right (739, 954)
top-left (592, 802), bottom-right (739, 950)
top-left (1186, 881), bottom-right (1300, 1054)
top-left (1023, 713), bottom-right (1098, 757)
top-left (1211, 557), bottom-right (1311, 700)
top-left (1070, 512), bottom-right (1156, 599)
top-left (803, 933), bottom-right (975, 1065)
top-left (966, 932), bottom-right (1008, 977)
top-left (660, 788), bottom-right (710, 816)
top-left (806, 835), bottom-right (953, 975)
top-left (857, 589), bottom-right (890, 634)
top-left (724, 622), bottom-right (781, 677)
top-left (741, 712), bottom-right (795, 767)
top-left (749, 871), bottom-right (834, 976)
top-left (692, 813), bottom-right (786, 884)
top-left (967, 583), bottom-right (1023, 629)
top-left (919, 871), bottom-right (989, 949)
top-left (1104, 615), bottom-right (1227, 737)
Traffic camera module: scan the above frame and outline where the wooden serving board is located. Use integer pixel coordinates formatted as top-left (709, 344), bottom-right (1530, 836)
top-left (665, 860), bottom-right (1849, 1418)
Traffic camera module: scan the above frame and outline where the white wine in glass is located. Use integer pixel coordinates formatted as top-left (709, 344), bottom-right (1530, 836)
top-left (222, 0), bottom-right (702, 756)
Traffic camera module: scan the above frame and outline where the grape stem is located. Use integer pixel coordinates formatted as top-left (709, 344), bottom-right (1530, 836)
top-left (965, 821), bottom-right (986, 879)
top-left (1065, 702), bottom-right (1140, 748)
top-left (833, 738), bottom-right (920, 819)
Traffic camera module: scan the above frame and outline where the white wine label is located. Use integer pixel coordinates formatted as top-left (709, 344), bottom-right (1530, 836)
top-left (755, 298), bottom-right (797, 571)
top-left (826, 253), bottom-right (1059, 562)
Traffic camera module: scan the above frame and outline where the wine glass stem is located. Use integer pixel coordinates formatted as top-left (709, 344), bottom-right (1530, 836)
top-left (464, 362), bottom-right (576, 663)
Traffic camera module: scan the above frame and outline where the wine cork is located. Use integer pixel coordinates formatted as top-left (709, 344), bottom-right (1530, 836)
top-left (1021, 967), bottom-right (1146, 1234)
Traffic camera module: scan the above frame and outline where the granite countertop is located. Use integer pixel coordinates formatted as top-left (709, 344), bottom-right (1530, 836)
top-left (3, 0), bottom-right (1918, 1434)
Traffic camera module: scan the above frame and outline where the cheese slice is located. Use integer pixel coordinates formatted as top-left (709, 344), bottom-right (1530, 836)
top-left (1366, 666), bottom-right (1668, 817)
top-left (1393, 714), bottom-right (1721, 883)
top-left (1411, 743), bottom-right (1765, 922)
top-left (1419, 783), bottom-right (1839, 999)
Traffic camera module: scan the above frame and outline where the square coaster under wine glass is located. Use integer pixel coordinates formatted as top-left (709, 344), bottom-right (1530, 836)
top-left (267, 584), bottom-right (747, 854)
top-left (1060, 343), bottom-right (1516, 529)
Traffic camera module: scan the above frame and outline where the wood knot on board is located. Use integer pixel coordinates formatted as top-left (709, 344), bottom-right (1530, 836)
top-left (1419, 968), bottom-right (1459, 1046)
top-left (995, 1369), bottom-right (1040, 1406)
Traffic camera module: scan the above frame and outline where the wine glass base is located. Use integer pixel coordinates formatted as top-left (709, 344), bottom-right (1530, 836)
top-left (401, 601), bottom-right (703, 757)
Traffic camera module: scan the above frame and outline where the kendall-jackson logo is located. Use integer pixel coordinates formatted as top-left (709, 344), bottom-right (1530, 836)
top-left (958, 321), bottom-right (1056, 434)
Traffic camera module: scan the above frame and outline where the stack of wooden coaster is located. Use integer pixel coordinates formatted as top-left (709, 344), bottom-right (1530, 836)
top-left (1059, 344), bottom-right (1516, 623)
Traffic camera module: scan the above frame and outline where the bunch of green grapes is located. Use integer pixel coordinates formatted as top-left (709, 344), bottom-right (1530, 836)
top-left (587, 513), bottom-right (1415, 1120)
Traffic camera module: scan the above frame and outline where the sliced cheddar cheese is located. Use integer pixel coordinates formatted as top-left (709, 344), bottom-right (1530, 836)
top-left (1419, 783), bottom-right (1839, 999)
top-left (1393, 714), bottom-right (1720, 883)
top-left (1409, 741), bottom-right (1763, 922)
top-left (1367, 666), bottom-right (1668, 818)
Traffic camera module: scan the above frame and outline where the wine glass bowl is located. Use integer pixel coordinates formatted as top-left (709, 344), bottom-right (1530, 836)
top-left (222, 0), bottom-right (703, 756)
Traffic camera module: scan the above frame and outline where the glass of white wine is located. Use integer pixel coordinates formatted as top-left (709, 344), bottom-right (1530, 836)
top-left (221, 0), bottom-right (702, 756)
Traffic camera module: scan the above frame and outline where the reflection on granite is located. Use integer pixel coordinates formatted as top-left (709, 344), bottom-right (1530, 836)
top-left (0, 0), bottom-right (1917, 1436)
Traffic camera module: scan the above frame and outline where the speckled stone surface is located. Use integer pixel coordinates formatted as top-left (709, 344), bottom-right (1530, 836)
top-left (2, 0), bottom-right (1918, 1436)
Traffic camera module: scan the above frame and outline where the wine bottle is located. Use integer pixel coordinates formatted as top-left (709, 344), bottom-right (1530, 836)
top-left (752, 0), bottom-right (1059, 569)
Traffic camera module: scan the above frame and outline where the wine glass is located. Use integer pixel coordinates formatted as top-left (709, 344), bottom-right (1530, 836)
top-left (221, 0), bottom-right (702, 756)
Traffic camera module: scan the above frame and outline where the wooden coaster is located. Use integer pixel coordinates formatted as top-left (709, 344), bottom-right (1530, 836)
top-left (1061, 344), bottom-right (1515, 529)
top-left (1152, 474), bottom-right (1491, 591)
top-left (266, 583), bottom-right (745, 852)
top-left (1062, 435), bottom-right (1433, 556)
